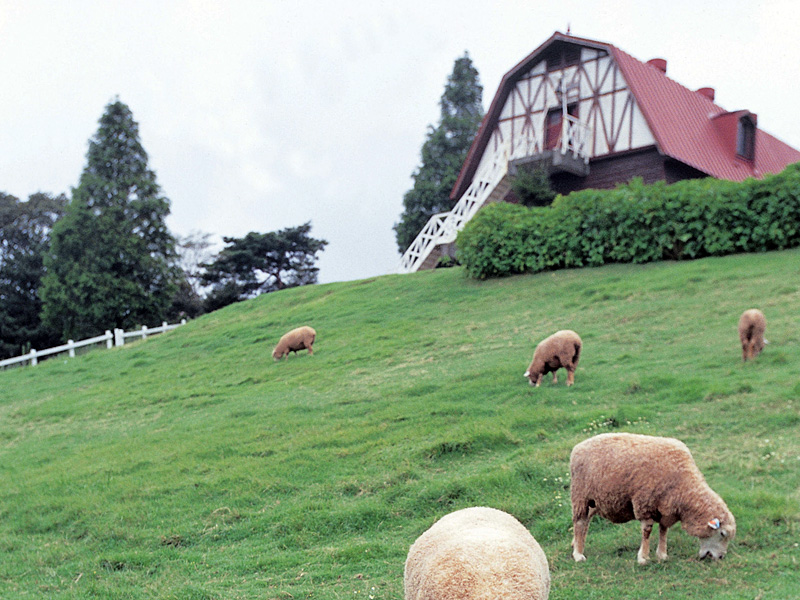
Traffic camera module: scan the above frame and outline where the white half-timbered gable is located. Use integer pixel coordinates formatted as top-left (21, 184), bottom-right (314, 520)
top-left (479, 44), bottom-right (655, 173)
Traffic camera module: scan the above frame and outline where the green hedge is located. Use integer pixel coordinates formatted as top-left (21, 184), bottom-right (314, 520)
top-left (457, 163), bottom-right (800, 279)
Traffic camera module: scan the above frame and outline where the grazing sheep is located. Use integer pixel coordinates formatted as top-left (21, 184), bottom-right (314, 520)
top-left (405, 506), bottom-right (550, 600)
top-left (570, 433), bottom-right (736, 565)
top-left (524, 330), bottom-right (582, 387)
top-left (272, 326), bottom-right (316, 360)
top-left (738, 309), bottom-right (766, 361)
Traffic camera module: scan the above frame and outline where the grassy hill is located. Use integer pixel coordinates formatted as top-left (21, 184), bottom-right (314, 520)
top-left (2, 250), bottom-right (799, 599)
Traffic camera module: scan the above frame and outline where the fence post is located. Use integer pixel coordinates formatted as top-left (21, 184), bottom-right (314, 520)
top-left (142, 325), bottom-right (148, 340)
top-left (30, 349), bottom-right (37, 366)
top-left (105, 330), bottom-right (113, 349)
top-left (68, 340), bottom-right (75, 358)
top-left (162, 321), bottom-right (167, 331)
top-left (181, 318), bottom-right (187, 325)
top-left (114, 328), bottom-right (125, 347)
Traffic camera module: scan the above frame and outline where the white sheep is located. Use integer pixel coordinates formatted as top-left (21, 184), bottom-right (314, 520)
top-left (738, 308), bottom-right (766, 361)
top-left (404, 506), bottom-right (550, 600)
top-left (570, 432), bottom-right (735, 565)
top-left (524, 330), bottom-right (582, 387)
top-left (272, 326), bottom-right (316, 360)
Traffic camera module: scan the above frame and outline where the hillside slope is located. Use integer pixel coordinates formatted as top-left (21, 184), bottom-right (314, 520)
top-left (2, 250), bottom-right (799, 599)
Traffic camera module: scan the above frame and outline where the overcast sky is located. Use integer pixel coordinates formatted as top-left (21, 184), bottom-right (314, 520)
top-left (2, 1), bottom-right (799, 283)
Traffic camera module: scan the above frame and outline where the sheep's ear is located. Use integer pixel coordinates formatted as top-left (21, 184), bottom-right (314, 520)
top-left (707, 518), bottom-right (720, 530)
top-left (523, 371), bottom-right (530, 378)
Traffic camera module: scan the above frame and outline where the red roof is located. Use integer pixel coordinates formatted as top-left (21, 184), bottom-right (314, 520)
top-left (611, 45), bottom-right (800, 181)
top-left (452, 32), bottom-right (800, 199)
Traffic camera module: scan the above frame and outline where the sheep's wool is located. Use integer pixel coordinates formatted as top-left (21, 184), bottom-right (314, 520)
top-left (405, 507), bottom-right (550, 600)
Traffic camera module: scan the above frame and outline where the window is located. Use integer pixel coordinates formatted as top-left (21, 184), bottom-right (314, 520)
top-left (737, 117), bottom-right (755, 160)
top-left (545, 44), bottom-right (581, 72)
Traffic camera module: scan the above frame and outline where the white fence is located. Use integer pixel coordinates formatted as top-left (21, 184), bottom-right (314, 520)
top-left (0, 320), bottom-right (187, 369)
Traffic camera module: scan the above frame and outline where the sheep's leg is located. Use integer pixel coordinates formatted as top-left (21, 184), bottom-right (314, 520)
top-left (566, 368), bottom-right (575, 386)
top-left (637, 519), bottom-right (654, 565)
top-left (534, 373), bottom-right (543, 387)
top-left (571, 505), bottom-right (595, 562)
top-left (656, 523), bottom-right (669, 560)
top-left (306, 343), bottom-right (313, 355)
top-left (552, 371), bottom-right (558, 384)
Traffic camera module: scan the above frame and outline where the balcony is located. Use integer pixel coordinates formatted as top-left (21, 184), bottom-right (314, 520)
top-left (509, 114), bottom-right (591, 177)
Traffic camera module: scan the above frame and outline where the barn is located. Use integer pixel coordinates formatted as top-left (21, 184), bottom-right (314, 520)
top-left (398, 31), bottom-right (800, 273)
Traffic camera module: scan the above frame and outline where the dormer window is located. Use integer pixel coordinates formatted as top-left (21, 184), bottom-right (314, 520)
top-left (737, 116), bottom-right (756, 160)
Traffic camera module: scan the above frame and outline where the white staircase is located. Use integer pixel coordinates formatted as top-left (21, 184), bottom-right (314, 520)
top-left (397, 114), bottom-right (590, 274)
top-left (397, 141), bottom-right (511, 273)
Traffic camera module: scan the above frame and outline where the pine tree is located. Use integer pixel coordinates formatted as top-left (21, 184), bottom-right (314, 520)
top-left (394, 53), bottom-right (484, 253)
top-left (41, 99), bottom-right (178, 340)
top-left (201, 223), bottom-right (328, 312)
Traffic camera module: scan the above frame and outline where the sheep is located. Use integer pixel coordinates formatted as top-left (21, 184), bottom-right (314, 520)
top-left (272, 326), bottom-right (316, 360)
top-left (404, 506), bottom-right (550, 600)
top-left (570, 432), bottom-right (736, 565)
top-left (738, 308), bottom-right (766, 361)
top-left (523, 329), bottom-right (582, 387)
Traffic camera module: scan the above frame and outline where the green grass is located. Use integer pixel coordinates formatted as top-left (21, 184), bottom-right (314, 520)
top-left (2, 250), bottom-right (800, 599)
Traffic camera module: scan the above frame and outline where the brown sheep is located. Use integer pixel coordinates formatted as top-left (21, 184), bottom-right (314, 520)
top-left (738, 308), bottom-right (766, 361)
top-left (570, 433), bottom-right (736, 565)
top-left (404, 506), bottom-right (550, 600)
top-left (272, 326), bottom-right (316, 360)
top-left (524, 330), bottom-right (582, 387)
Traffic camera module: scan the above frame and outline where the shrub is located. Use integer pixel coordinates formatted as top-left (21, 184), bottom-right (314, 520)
top-left (436, 255), bottom-right (460, 269)
top-left (457, 163), bottom-right (800, 279)
top-left (511, 165), bottom-right (557, 207)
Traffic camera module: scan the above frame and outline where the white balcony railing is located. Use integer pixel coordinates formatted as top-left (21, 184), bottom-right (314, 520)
top-left (560, 114), bottom-right (591, 163)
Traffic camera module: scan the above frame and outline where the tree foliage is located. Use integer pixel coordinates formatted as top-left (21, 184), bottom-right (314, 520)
top-left (0, 192), bottom-right (67, 358)
top-left (201, 222), bottom-right (327, 311)
top-left (41, 99), bottom-right (178, 340)
top-left (394, 52), bottom-right (484, 253)
top-left (511, 165), bottom-right (557, 207)
top-left (170, 231), bottom-right (216, 319)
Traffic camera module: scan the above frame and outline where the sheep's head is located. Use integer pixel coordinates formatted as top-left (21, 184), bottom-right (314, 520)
top-left (523, 369), bottom-right (542, 387)
top-left (698, 516), bottom-right (735, 560)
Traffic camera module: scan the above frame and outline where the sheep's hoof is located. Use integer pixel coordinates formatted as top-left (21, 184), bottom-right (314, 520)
top-left (637, 552), bottom-right (649, 565)
top-left (656, 550), bottom-right (668, 561)
top-left (572, 551), bottom-right (586, 562)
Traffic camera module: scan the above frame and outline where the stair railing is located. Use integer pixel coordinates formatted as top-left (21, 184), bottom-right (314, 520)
top-left (397, 138), bottom-right (511, 273)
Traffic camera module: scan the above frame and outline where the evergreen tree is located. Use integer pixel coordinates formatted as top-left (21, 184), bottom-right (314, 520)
top-left (394, 52), bottom-right (484, 253)
top-left (41, 100), bottom-right (178, 340)
top-left (0, 192), bottom-right (66, 358)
